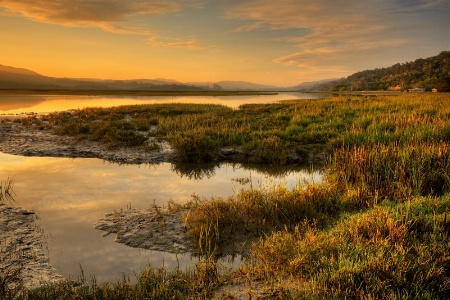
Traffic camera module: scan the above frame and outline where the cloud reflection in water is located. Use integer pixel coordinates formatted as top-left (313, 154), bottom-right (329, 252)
top-left (0, 152), bottom-right (321, 282)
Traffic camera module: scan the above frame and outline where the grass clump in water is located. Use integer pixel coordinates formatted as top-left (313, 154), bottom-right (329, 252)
top-left (185, 181), bottom-right (341, 256)
top-left (21, 260), bottom-right (221, 300)
top-left (0, 176), bottom-right (14, 204)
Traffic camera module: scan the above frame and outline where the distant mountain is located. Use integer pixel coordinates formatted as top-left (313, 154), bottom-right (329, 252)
top-left (74, 77), bottom-right (182, 85)
top-left (0, 65), bottom-right (203, 91)
top-left (188, 80), bottom-right (280, 91)
top-left (320, 51), bottom-right (450, 92)
top-left (217, 81), bottom-right (279, 91)
top-left (288, 78), bottom-right (338, 91)
top-left (0, 64), bottom-right (282, 91)
top-left (0, 64), bottom-right (42, 76)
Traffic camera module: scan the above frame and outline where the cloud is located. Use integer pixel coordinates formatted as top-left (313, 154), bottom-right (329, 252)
top-left (0, 0), bottom-right (189, 24)
top-left (0, 0), bottom-right (210, 49)
top-left (145, 37), bottom-right (215, 50)
top-left (393, 0), bottom-right (449, 11)
top-left (225, 0), bottom-right (450, 73)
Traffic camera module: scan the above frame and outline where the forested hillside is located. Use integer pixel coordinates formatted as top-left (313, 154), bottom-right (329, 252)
top-left (314, 51), bottom-right (450, 92)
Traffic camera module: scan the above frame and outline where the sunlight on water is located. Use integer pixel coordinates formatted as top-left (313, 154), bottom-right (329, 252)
top-left (0, 92), bottom-right (325, 114)
top-left (0, 152), bottom-right (322, 282)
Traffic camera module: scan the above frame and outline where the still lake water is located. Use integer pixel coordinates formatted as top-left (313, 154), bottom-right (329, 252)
top-left (0, 92), bottom-right (325, 113)
top-left (0, 92), bottom-right (325, 282)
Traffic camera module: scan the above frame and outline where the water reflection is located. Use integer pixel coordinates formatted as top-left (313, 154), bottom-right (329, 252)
top-left (171, 162), bottom-right (218, 180)
top-left (171, 161), bottom-right (322, 180)
top-left (0, 152), bottom-right (322, 282)
top-left (0, 92), bottom-right (326, 114)
top-left (0, 94), bottom-right (46, 111)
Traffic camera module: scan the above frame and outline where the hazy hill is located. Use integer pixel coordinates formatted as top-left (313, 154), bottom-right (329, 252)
top-left (288, 78), bottom-right (338, 91)
top-left (0, 65), bottom-right (203, 91)
top-left (0, 64), bottom-right (280, 91)
top-left (0, 64), bottom-right (42, 76)
top-left (188, 80), bottom-right (279, 91)
top-left (318, 51), bottom-right (450, 92)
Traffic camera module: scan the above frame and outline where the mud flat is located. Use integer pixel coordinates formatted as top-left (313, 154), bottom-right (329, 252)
top-left (95, 207), bottom-right (256, 257)
top-left (95, 208), bottom-right (196, 254)
top-left (0, 204), bottom-right (64, 289)
top-left (0, 118), bottom-right (176, 164)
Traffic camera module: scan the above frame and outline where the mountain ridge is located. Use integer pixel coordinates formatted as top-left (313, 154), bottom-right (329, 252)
top-left (0, 63), bottom-right (331, 91)
top-left (0, 64), bottom-right (42, 76)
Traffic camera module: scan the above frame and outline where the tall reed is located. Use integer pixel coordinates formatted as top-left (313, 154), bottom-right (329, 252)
top-left (247, 196), bottom-right (450, 299)
top-left (0, 176), bottom-right (15, 203)
top-left (328, 141), bottom-right (450, 204)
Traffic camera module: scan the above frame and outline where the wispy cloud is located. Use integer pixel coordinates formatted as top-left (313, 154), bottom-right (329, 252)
top-left (0, 0), bottom-right (211, 49)
top-left (225, 0), bottom-right (449, 73)
top-left (145, 37), bottom-right (215, 50)
top-left (0, 0), bottom-right (189, 24)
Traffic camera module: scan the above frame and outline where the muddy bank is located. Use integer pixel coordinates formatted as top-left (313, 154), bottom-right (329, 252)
top-left (95, 208), bottom-right (196, 254)
top-left (95, 207), bottom-right (256, 257)
top-left (0, 204), bottom-right (64, 289)
top-left (0, 118), bottom-right (176, 164)
top-left (0, 117), bottom-right (327, 166)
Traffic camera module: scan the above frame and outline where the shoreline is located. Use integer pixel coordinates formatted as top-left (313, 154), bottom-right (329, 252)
top-left (0, 117), bottom-right (177, 165)
top-left (0, 115), bottom-right (327, 166)
top-left (0, 89), bottom-right (279, 97)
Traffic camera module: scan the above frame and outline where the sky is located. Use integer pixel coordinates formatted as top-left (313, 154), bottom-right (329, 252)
top-left (0, 0), bottom-right (449, 87)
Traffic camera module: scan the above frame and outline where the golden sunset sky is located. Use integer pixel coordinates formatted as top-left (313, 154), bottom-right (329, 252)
top-left (1, 0), bottom-right (449, 86)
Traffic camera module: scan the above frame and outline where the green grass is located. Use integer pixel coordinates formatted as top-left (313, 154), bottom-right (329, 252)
top-left (19, 93), bottom-right (448, 164)
top-left (4, 93), bottom-right (450, 299)
top-left (247, 197), bottom-right (450, 299)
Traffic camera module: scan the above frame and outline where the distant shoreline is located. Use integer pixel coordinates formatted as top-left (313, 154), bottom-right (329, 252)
top-left (0, 89), bottom-right (279, 96)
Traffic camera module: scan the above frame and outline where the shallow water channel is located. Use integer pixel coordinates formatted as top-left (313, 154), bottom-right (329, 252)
top-left (0, 152), bottom-right (323, 283)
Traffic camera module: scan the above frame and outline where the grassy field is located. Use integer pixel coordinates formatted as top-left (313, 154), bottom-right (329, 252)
top-left (3, 93), bottom-right (450, 299)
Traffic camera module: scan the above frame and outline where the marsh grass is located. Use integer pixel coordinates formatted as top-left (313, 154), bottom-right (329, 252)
top-left (24, 260), bottom-right (220, 300)
top-left (23, 93), bottom-right (449, 164)
top-left (329, 141), bottom-right (450, 203)
top-left (246, 197), bottom-right (450, 299)
top-left (185, 181), bottom-right (342, 255)
top-left (6, 93), bottom-right (450, 298)
top-left (176, 94), bottom-right (450, 298)
top-left (0, 177), bottom-right (21, 300)
top-left (0, 267), bottom-right (23, 300)
top-left (0, 176), bottom-right (14, 203)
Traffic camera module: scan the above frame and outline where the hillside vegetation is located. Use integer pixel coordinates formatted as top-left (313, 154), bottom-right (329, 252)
top-left (313, 51), bottom-right (450, 92)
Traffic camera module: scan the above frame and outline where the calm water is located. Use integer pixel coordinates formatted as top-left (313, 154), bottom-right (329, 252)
top-left (0, 152), bottom-right (322, 282)
top-left (0, 92), bottom-right (325, 114)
